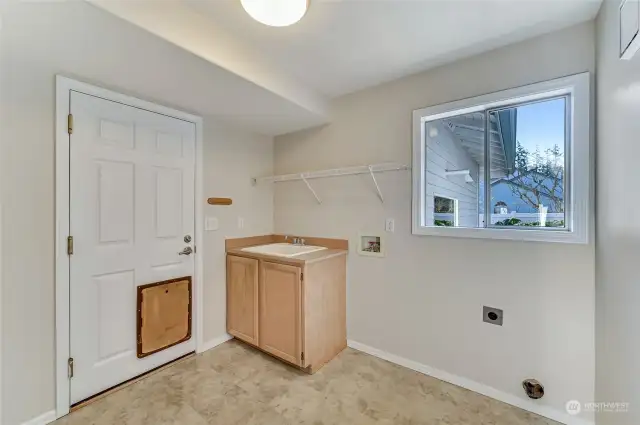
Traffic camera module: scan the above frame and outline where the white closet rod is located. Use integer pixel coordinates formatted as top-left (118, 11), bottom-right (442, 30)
top-left (252, 163), bottom-right (411, 204)
top-left (252, 163), bottom-right (410, 184)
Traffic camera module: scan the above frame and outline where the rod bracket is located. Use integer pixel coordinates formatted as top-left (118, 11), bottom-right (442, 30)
top-left (368, 165), bottom-right (384, 203)
top-left (301, 174), bottom-right (322, 204)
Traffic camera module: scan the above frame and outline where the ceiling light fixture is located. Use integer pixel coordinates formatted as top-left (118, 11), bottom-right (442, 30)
top-left (240, 0), bottom-right (309, 27)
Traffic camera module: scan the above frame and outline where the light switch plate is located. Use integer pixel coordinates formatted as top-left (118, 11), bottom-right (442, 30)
top-left (205, 217), bottom-right (219, 231)
top-left (237, 217), bottom-right (244, 229)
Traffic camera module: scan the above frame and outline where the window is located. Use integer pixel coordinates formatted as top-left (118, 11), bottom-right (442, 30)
top-left (412, 73), bottom-right (590, 243)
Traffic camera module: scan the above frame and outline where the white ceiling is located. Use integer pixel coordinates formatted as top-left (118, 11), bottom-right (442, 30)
top-left (185, 0), bottom-right (602, 97)
top-left (88, 0), bottom-right (330, 135)
top-left (89, 0), bottom-right (601, 135)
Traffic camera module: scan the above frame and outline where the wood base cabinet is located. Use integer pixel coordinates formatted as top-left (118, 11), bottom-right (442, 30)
top-left (226, 256), bottom-right (259, 345)
top-left (226, 253), bottom-right (346, 373)
top-left (259, 261), bottom-right (302, 365)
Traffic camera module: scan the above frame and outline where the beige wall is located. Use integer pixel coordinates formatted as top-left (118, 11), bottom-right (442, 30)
top-left (0, 2), bottom-right (273, 424)
top-left (595, 1), bottom-right (640, 424)
top-left (275, 22), bottom-right (596, 423)
top-left (202, 121), bottom-right (273, 343)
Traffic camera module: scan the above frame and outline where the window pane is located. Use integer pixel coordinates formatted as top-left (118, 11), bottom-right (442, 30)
top-left (488, 98), bottom-right (566, 229)
top-left (425, 112), bottom-right (484, 228)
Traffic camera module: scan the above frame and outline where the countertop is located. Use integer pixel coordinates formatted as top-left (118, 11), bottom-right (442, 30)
top-left (227, 246), bottom-right (347, 266)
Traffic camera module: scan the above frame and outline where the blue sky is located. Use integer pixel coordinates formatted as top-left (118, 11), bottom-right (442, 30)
top-left (515, 97), bottom-right (566, 154)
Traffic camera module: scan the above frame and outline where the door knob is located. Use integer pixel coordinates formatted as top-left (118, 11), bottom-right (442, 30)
top-left (179, 246), bottom-right (193, 256)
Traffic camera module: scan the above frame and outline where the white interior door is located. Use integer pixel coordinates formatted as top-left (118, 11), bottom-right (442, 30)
top-left (69, 91), bottom-right (196, 404)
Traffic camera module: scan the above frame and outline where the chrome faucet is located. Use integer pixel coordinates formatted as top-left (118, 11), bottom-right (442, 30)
top-left (285, 236), bottom-right (306, 245)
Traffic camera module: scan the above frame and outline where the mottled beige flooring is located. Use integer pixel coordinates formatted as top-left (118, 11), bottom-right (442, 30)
top-left (54, 340), bottom-right (559, 425)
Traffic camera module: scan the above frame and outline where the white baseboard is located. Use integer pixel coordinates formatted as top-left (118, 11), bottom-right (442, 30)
top-left (198, 334), bottom-right (233, 354)
top-left (20, 410), bottom-right (56, 425)
top-left (346, 340), bottom-right (593, 425)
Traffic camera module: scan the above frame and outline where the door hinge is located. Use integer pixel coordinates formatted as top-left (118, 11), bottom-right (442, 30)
top-left (301, 272), bottom-right (304, 281)
top-left (67, 236), bottom-right (74, 256)
top-left (301, 352), bottom-right (305, 363)
top-left (68, 357), bottom-right (74, 379)
top-left (193, 245), bottom-right (197, 254)
top-left (67, 114), bottom-right (74, 135)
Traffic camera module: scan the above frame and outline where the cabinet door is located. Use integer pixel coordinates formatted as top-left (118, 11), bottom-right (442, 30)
top-left (227, 255), bottom-right (259, 345)
top-left (259, 261), bottom-right (302, 365)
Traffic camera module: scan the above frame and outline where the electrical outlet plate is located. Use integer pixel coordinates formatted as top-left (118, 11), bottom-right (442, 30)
top-left (385, 218), bottom-right (395, 232)
top-left (483, 306), bottom-right (503, 326)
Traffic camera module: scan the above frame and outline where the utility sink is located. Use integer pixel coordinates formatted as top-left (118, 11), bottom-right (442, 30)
top-left (241, 243), bottom-right (327, 258)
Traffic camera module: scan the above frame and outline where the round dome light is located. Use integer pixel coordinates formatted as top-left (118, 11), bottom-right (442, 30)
top-left (240, 0), bottom-right (309, 27)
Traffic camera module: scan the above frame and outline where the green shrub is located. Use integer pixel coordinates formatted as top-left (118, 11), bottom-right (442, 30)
top-left (495, 218), bottom-right (565, 227)
top-left (435, 220), bottom-right (454, 227)
top-left (495, 218), bottom-right (522, 226)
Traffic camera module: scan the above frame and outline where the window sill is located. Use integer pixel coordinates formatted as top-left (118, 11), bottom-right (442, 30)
top-left (412, 225), bottom-right (588, 244)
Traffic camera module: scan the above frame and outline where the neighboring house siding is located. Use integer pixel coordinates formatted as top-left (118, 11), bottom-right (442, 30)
top-left (426, 122), bottom-right (479, 226)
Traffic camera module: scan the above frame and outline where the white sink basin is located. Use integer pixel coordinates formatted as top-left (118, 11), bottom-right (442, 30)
top-left (241, 243), bottom-right (327, 258)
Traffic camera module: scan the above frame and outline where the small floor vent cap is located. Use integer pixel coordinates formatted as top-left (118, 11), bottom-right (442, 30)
top-left (522, 379), bottom-right (544, 399)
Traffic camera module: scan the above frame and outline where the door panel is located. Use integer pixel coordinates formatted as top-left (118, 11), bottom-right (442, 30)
top-left (155, 167), bottom-right (183, 238)
top-left (259, 262), bottom-right (302, 365)
top-left (227, 256), bottom-right (259, 345)
top-left (97, 161), bottom-right (134, 243)
top-left (95, 270), bottom-right (135, 363)
top-left (69, 91), bottom-right (196, 404)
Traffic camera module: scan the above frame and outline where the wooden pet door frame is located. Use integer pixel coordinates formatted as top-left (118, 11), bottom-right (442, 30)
top-left (136, 276), bottom-right (193, 358)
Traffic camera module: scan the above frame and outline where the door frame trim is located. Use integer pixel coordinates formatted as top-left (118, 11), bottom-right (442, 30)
top-left (54, 75), bottom-right (205, 419)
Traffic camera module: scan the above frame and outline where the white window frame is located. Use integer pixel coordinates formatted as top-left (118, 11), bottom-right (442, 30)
top-left (412, 73), bottom-right (591, 244)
